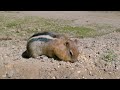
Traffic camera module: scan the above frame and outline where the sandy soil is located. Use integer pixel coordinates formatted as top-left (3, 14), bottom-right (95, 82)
top-left (0, 11), bottom-right (120, 79)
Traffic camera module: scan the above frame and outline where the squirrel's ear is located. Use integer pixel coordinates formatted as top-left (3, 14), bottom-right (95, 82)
top-left (65, 41), bottom-right (69, 47)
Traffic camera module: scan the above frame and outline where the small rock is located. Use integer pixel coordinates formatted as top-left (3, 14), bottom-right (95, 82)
top-left (82, 76), bottom-right (85, 79)
top-left (96, 52), bottom-right (100, 54)
top-left (58, 66), bottom-right (60, 68)
top-left (39, 56), bottom-right (43, 59)
top-left (52, 76), bottom-right (56, 79)
top-left (59, 63), bottom-right (62, 65)
top-left (50, 59), bottom-right (54, 63)
top-left (89, 71), bottom-right (93, 76)
top-left (66, 66), bottom-right (69, 68)
top-left (84, 46), bottom-right (89, 48)
top-left (12, 46), bottom-right (15, 49)
top-left (77, 71), bottom-right (81, 73)
top-left (65, 76), bottom-right (69, 79)
top-left (6, 73), bottom-right (11, 78)
top-left (99, 77), bottom-right (103, 79)
top-left (54, 68), bottom-right (57, 71)
top-left (75, 64), bottom-right (79, 67)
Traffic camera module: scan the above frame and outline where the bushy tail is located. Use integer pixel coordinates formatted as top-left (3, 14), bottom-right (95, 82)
top-left (22, 50), bottom-right (31, 58)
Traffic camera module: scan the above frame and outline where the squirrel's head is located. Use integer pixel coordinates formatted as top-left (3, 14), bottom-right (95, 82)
top-left (53, 37), bottom-right (79, 63)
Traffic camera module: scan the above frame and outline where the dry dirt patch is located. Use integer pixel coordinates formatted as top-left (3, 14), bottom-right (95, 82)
top-left (0, 11), bottom-right (120, 79)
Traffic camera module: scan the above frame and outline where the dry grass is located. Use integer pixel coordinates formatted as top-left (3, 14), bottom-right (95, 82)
top-left (0, 14), bottom-right (115, 40)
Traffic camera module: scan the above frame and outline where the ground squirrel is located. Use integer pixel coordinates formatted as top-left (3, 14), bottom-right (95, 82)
top-left (22, 31), bottom-right (79, 62)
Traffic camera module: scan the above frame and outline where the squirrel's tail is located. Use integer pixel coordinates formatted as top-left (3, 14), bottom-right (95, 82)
top-left (22, 50), bottom-right (31, 58)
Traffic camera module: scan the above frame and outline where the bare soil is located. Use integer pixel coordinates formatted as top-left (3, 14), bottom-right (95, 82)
top-left (0, 11), bottom-right (120, 79)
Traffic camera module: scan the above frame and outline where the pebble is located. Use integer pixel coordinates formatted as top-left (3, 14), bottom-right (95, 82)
top-left (52, 76), bottom-right (56, 79)
top-left (77, 71), bottom-right (81, 73)
top-left (58, 66), bottom-right (60, 68)
top-left (75, 64), bottom-right (79, 67)
top-left (71, 68), bottom-right (74, 70)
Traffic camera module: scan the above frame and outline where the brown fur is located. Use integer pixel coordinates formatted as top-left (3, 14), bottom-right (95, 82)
top-left (22, 32), bottom-right (79, 63)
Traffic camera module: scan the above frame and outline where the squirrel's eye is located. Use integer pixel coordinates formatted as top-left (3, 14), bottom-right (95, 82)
top-left (69, 50), bottom-right (73, 57)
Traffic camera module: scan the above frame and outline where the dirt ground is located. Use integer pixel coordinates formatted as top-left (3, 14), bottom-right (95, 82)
top-left (0, 11), bottom-right (120, 79)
